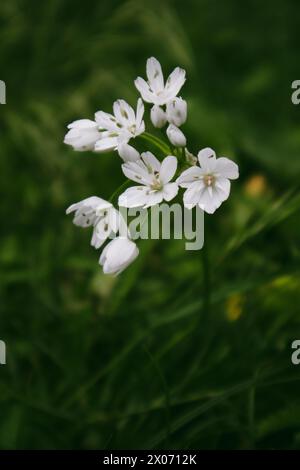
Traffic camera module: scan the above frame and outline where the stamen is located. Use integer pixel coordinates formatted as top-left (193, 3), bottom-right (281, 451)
top-left (203, 174), bottom-right (215, 186)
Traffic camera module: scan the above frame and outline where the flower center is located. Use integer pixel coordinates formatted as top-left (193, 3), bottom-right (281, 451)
top-left (128, 124), bottom-right (136, 134)
top-left (203, 174), bottom-right (215, 187)
top-left (150, 175), bottom-right (163, 191)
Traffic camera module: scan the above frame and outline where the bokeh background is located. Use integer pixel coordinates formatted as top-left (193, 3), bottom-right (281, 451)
top-left (1, 0), bottom-right (300, 450)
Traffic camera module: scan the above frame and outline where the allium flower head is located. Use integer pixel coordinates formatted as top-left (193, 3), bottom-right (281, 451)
top-left (135, 57), bottom-right (186, 106)
top-left (177, 147), bottom-right (239, 214)
top-left (119, 152), bottom-right (178, 208)
top-left (94, 98), bottom-right (145, 152)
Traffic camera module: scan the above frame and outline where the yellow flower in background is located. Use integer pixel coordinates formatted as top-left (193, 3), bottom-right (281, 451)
top-left (244, 174), bottom-right (268, 198)
top-left (226, 293), bottom-right (244, 321)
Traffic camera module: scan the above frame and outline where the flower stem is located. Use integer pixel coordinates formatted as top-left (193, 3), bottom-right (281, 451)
top-left (109, 179), bottom-right (132, 205)
top-left (201, 231), bottom-right (211, 316)
top-left (140, 132), bottom-right (171, 156)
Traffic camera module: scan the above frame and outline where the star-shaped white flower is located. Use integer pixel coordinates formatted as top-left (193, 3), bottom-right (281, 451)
top-left (94, 98), bottom-right (145, 153)
top-left (66, 196), bottom-right (120, 248)
top-left (135, 57), bottom-right (186, 106)
top-left (177, 148), bottom-right (239, 214)
top-left (118, 152), bottom-right (178, 209)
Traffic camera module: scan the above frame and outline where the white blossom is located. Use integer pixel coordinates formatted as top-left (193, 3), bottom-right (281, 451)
top-left (99, 237), bottom-right (139, 275)
top-left (66, 196), bottom-right (120, 249)
top-left (94, 98), bottom-right (145, 153)
top-left (135, 57), bottom-right (186, 106)
top-left (118, 152), bottom-right (178, 209)
top-left (64, 119), bottom-right (101, 151)
top-left (166, 124), bottom-right (186, 147)
top-left (177, 147), bottom-right (239, 214)
top-left (166, 97), bottom-right (187, 127)
top-left (150, 105), bottom-right (167, 128)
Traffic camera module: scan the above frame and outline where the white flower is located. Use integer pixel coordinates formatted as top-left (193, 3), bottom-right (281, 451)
top-left (166, 97), bottom-right (187, 127)
top-left (66, 196), bottom-right (120, 248)
top-left (64, 119), bottom-right (101, 151)
top-left (66, 196), bottom-right (111, 227)
top-left (177, 147), bottom-right (239, 214)
top-left (166, 124), bottom-right (186, 147)
top-left (118, 152), bottom-right (178, 208)
top-left (150, 105), bottom-right (167, 128)
top-left (99, 237), bottom-right (139, 275)
top-left (94, 98), bottom-right (145, 153)
top-left (135, 57), bottom-right (186, 106)
top-left (118, 143), bottom-right (140, 162)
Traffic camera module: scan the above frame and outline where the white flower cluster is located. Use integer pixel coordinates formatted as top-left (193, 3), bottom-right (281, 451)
top-left (65, 57), bottom-right (239, 275)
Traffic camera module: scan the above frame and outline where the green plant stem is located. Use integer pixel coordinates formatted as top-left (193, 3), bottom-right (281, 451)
top-left (201, 229), bottom-right (211, 316)
top-left (140, 132), bottom-right (171, 156)
top-left (109, 179), bottom-right (132, 205)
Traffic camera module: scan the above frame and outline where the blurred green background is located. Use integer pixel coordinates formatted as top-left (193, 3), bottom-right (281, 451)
top-left (1, 0), bottom-right (300, 450)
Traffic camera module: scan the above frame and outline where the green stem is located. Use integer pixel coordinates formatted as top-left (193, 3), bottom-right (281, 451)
top-left (109, 179), bottom-right (131, 205)
top-left (201, 228), bottom-right (211, 316)
top-left (140, 132), bottom-right (171, 156)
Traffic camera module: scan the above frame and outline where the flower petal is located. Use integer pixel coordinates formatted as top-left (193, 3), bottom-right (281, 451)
top-left (215, 177), bottom-right (231, 201)
top-left (134, 77), bottom-right (156, 103)
top-left (136, 98), bottom-right (145, 130)
top-left (198, 187), bottom-right (223, 214)
top-left (95, 111), bottom-right (119, 132)
top-left (146, 57), bottom-right (164, 94)
top-left (164, 67), bottom-right (186, 101)
top-left (67, 119), bottom-right (98, 130)
top-left (176, 166), bottom-right (203, 188)
top-left (215, 157), bottom-right (239, 180)
top-left (183, 181), bottom-right (204, 209)
top-left (143, 191), bottom-right (163, 208)
top-left (118, 186), bottom-right (149, 208)
top-left (122, 160), bottom-right (153, 185)
top-left (159, 156), bottom-right (177, 183)
top-left (197, 147), bottom-right (217, 172)
top-left (141, 152), bottom-right (161, 173)
top-left (94, 136), bottom-right (119, 152)
top-left (113, 99), bottom-right (135, 126)
top-left (163, 182), bottom-right (179, 201)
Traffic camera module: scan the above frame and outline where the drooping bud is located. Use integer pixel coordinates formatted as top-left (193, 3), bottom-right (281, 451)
top-left (150, 105), bottom-right (167, 128)
top-left (166, 124), bottom-right (186, 147)
top-left (185, 148), bottom-right (197, 166)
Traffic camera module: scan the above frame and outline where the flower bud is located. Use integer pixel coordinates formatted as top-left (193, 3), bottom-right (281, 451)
top-left (99, 237), bottom-right (139, 275)
top-left (64, 119), bottom-right (101, 151)
top-left (118, 143), bottom-right (140, 162)
top-left (166, 97), bottom-right (187, 127)
top-left (166, 124), bottom-right (186, 147)
top-left (185, 148), bottom-right (197, 166)
top-left (150, 105), bottom-right (167, 128)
